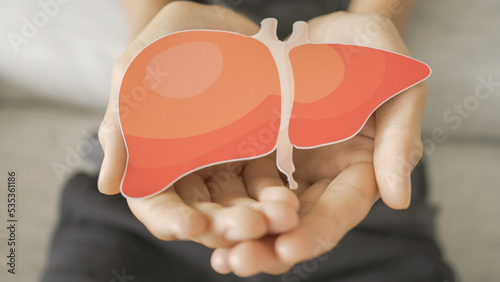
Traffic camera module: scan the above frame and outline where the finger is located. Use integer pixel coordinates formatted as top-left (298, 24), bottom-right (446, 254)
top-left (242, 155), bottom-right (286, 199)
top-left (190, 172), bottom-right (267, 243)
top-left (296, 178), bottom-right (330, 217)
top-left (292, 147), bottom-right (337, 185)
top-left (243, 157), bottom-right (300, 233)
top-left (97, 52), bottom-right (134, 195)
top-left (206, 171), bottom-right (253, 206)
top-left (374, 82), bottom-right (427, 209)
top-left (293, 137), bottom-right (373, 185)
top-left (211, 248), bottom-right (231, 274)
top-left (96, 26), bottom-right (156, 195)
top-left (97, 111), bottom-right (126, 195)
top-left (242, 156), bottom-right (300, 211)
top-left (174, 172), bottom-right (267, 246)
top-left (175, 173), bottom-right (225, 227)
top-left (275, 162), bottom-right (379, 264)
top-left (205, 205), bottom-right (268, 244)
top-left (259, 200), bottom-right (299, 234)
top-left (127, 188), bottom-right (207, 240)
top-left (174, 173), bottom-right (212, 204)
top-left (226, 237), bottom-right (291, 277)
top-left (206, 164), bottom-right (294, 236)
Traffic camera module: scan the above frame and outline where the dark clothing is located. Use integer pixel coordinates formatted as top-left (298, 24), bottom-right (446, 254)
top-left (196, 0), bottom-right (351, 39)
top-left (41, 162), bottom-right (455, 282)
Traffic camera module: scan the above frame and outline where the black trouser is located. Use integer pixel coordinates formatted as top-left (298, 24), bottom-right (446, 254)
top-left (41, 161), bottom-right (456, 282)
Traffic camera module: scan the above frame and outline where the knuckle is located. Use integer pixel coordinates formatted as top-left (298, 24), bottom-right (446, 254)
top-left (410, 140), bottom-right (424, 166)
top-left (150, 226), bottom-right (176, 241)
top-left (330, 182), bottom-right (366, 202)
top-left (414, 140), bottom-right (424, 158)
top-left (97, 120), bottom-right (114, 148)
top-left (97, 124), bottom-right (107, 147)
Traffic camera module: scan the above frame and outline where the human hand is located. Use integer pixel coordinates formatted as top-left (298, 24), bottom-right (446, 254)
top-left (127, 155), bottom-right (300, 248)
top-left (98, 1), bottom-right (299, 247)
top-left (210, 11), bottom-right (428, 276)
top-left (303, 11), bottom-right (427, 210)
top-left (98, 1), bottom-right (260, 195)
top-left (211, 125), bottom-right (379, 275)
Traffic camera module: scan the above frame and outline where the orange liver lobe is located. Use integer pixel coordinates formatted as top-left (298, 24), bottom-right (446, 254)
top-left (119, 31), bottom-right (281, 198)
top-left (288, 44), bottom-right (431, 148)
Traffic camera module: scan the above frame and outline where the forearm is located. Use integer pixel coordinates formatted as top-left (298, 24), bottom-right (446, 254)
top-left (348, 0), bottom-right (416, 34)
top-left (122, 0), bottom-right (177, 39)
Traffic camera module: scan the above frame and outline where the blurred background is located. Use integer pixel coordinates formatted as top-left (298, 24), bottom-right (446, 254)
top-left (0, 0), bottom-right (499, 281)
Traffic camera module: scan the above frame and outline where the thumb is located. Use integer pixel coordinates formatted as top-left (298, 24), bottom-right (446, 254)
top-left (374, 82), bottom-right (427, 209)
top-left (97, 61), bottom-right (129, 195)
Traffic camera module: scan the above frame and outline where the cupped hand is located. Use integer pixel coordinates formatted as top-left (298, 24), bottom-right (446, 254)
top-left (303, 11), bottom-right (427, 210)
top-left (211, 122), bottom-right (379, 276)
top-left (97, 2), bottom-right (299, 248)
top-left (210, 11), bottom-right (428, 276)
top-left (127, 155), bottom-right (300, 248)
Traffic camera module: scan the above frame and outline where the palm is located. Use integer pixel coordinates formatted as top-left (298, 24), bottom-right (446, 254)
top-left (209, 12), bottom-right (427, 276)
top-left (210, 119), bottom-right (378, 276)
top-left (126, 154), bottom-right (302, 249)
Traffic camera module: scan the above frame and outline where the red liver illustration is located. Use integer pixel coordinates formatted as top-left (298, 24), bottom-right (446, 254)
top-left (119, 31), bottom-right (281, 198)
top-left (289, 43), bottom-right (431, 148)
top-left (118, 19), bottom-right (431, 198)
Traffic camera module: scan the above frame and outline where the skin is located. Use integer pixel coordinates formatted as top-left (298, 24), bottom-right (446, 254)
top-left (349, 0), bottom-right (416, 33)
top-left (100, 1), bottom-right (301, 248)
top-left (98, 0), bottom-right (427, 276)
top-left (211, 11), bottom-right (427, 275)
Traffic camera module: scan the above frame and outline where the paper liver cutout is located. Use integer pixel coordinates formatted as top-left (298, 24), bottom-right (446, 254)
top-left (118, 18), bottom-right (431, 198)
